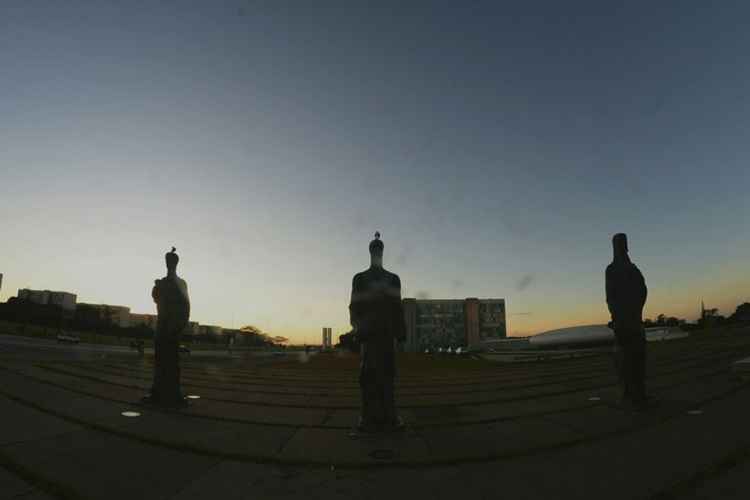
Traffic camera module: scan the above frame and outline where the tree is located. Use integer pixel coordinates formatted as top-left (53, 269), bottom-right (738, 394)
top-left (336, 331), bottom-right (359, 353)
top-left (240, 325), bottom-right (263, 335)
top-left (729, 303), bottom-right (750, 323)
top-left (665, 316), bottom-right (680, 327)
top-left (698, 307), bottom-right (725, 328)
top-left (237, 325), bottom-right (269, 347)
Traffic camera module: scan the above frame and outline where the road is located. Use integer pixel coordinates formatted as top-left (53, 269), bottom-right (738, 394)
top-left (0, 334), bottom-right (249, 361)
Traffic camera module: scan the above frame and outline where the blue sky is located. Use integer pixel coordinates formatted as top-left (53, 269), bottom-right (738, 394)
top-left (1, 1), bottom-right (748, 342)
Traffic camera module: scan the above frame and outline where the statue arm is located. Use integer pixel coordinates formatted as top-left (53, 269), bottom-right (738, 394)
top-left (605, 266), bottom-right (617, 319)
top-left (637, 267), bottom-right (647, 309)
top-left (392, 274), bottom-right (407, 342)
top-left (349, 275), bottom-right (368, 340)
top-left (349, 276), bottom-right (358, 327)
top-left (181, 282), bottom-right (191, 332)
top-left (182, 281), bottom-right (191, 319)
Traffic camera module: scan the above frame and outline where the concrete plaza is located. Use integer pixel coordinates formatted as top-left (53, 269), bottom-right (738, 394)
top-left (1, 327), bottom-right (750, 499)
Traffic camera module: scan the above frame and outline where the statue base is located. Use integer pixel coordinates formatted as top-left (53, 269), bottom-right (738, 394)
top-left (353, 416), bottom-right (405, 435)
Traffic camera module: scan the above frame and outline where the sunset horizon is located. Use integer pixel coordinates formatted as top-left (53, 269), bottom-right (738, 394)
top-left (2, 2), bottom-right (748, 344)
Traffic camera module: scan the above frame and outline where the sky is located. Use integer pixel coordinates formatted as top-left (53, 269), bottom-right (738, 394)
top-left (1, 1), bottom-right (749, 343)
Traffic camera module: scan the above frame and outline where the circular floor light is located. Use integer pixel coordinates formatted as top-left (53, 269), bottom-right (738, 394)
top-left (588, 396), bottom-right (601, 401)
top-left (187, 395), bottom-right (201, 400)
top-left (121, 411), bottom-right (141, 417)
top-left (687, 409), bottom-right (703, 416)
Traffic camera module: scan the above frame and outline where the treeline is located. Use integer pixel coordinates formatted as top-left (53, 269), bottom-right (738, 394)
top-left (646, 302), bottom-right (750, 331)
top-left (695, 302), bottom-right (750, 329)
top-left (643, 314), bottom-right (685, 328)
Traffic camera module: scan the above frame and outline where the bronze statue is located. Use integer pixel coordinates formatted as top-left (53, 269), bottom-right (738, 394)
top-left (349, 232), bottom-right (407, 432)
top-left (606, 233), bottom-right (650, 411)
top-left (143, 247), bottom-right (190, 407)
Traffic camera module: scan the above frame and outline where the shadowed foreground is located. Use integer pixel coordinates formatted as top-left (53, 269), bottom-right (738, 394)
top-left (1, 326), bottom-right (750, 499)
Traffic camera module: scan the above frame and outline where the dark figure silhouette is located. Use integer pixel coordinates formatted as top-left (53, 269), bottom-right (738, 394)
top-left (349, 232), bottom-right (406, 432)
top-left (606, 233), bottom-right (649, 410)
top-left (143, 247), bottom-right (190, 408)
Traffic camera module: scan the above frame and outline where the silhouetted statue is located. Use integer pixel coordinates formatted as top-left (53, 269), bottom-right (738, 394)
top-left (606, 233), bottom-right (649, 410)
top-left (349, 232), bottom-right (407, 432)
top-left (143, 247), bottom-right (190, 407)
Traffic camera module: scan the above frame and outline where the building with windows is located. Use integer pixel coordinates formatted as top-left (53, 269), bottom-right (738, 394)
top-left (130, 313), bottom-right (157, 331)
top-left (9, 287), bottom-right (215, 336)
top-left (76, 303), bottom-right (131, 328)
top-left (17, 289), bottom-right (77, 312)
top-left (402, 298), bottom-right (506, 352)
top-left (200, 325), bottom-right (223, 336)
top-left (184, 321), bottom-right (200, 335)
top-left (129, 314), bottom-right (200, 335)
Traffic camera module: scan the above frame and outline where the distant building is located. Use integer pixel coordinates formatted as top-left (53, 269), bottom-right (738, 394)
top-left (130, 313), bottom-right (157, 331)
top-left (200, 325), bottom-right (223, 336)
top-left (77, 303), bottom-right (131, 328)
top-left (184, 321), bottom-right (200, 335)
top-left (478, 299), bottom-right (506, 340)
top-left (222, 328), bottom-right (241, 341)
top-left (17, 289), bottom-right (77, 312)
top-left (48, 292), bottom-right (78, 312)
top-left (130, 315), bottom-right (200, 334)
top-left (403, 298), bottom-right (506, 352)
top-left (19, 289), bottom-right (46, 304)
top-left (322, 327), bottom-right (333, 349)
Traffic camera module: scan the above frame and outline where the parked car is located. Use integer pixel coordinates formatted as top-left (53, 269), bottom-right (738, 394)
top-left (57, 333), bottom-right (80, 344)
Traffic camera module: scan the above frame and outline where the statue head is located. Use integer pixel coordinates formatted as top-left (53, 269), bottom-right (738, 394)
top-left (369, 231), bottom-right (383, 267)
top-left (165, 246), bottom-right (179, 273)
top-left (612, 233), bottom-right (630, 263)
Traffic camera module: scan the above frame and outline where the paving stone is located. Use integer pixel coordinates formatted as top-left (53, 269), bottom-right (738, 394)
top-left (10, 367), bottom-right (330, 427)
top-left (168, 460), bottom-right (295, 500)
top-left (2, 428), bottom-right (219, 500)
top-left (731, 356), bottom-right (750, 373)
top-left (0, 395), bottom-right (81, 446)
top-left (0, 465), bottom-right (36, 499)
top-left (110, 409), bottom-right (296, 458)
top-left (2, 331), bottom-right (750, 500)
top-left (277, 427), bottom-right (430, 465)
top-left (0, 371), bottom-right (139, 428)
top-left (420, 416), bottom-right (584, 461)
top-left (687, 459), bottom-right (750, 499)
